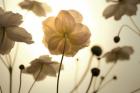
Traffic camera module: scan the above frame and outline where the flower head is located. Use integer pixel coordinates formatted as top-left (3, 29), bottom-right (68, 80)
top-left (0, 7), bottom-right (33, 54)
top-left (103, 0), bottom-right (139, 20)
top-left (23, 55), bottom-right (63, 81)
top-left (103, 46), bottom-right (134, 63)
top-left (19, 0), bottom-right (51, 16)
top-left (42, 10), bottom-right (91, 56)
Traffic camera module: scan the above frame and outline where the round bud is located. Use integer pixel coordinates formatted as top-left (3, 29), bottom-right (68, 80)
top-left (19, 64), bottom-right (25, 70)
top-left (91, 68), bottom-right (100, 77)
top-left (91, 46), bottom-right (102, 56)
top-left (113, 76), bottom-right (117, 80)
top-left (114, 36), bottom-right (120, 43)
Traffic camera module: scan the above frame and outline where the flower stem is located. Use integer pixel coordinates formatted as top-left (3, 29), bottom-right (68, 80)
top-left (96, 62), bottom-right (117, 91)
top-left (28, 64), bottom-right (44, 93)
top-left (129, 17), bottom-right (140, 33)
top-left (9, 67), bottom-right (12, 93)
top-left (71, 55), bottom-right (93, 93)
top-left (0, 55), bottom-right (8, 68)
top-left (131, 88), bottom-right (140, 93)
top-left (12, 43), bottom-right (19, 67)
top-left (57, 37), bottom-right (66, 93)
top-left (0, 85), bottom-right (2, 93)
top-left (97, 78), bottom-right (113, 92)
top-left (86, 76), bottom-right (94, 93)
top-left (117, 24), bottom-right (140, 36)
top-left (18, 69), bottom-right (23, 93)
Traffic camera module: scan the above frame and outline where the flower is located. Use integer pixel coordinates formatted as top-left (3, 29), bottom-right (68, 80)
top-left (103, 0), bottom-right (139, 20)
top-left (0, 7), bottom-right (33, 54)
top-left (23, 55), bottom-right (63, 81)
top-left (42, 10), bottom-right (91, 56)
top-left (19, 0), bottom-right (51, 16)
top-left (103, 46), bottom-right (134, 62)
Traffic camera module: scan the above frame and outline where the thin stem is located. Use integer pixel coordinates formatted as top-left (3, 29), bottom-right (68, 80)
top-left (9, 67), bottom-right (12, 93)
top-left (12, 43), bottom-right (19, 67)
top-left (0, 55), bottom-right (8, 68)
top-left (117, 24), bottom-right (140, 36)
top-left (8, 54), bottom-right (12, 67)
top-left (131, 88), bottom-right (140, 93)
top-left (0, 86), bottom-right (2, 93)
top-left (56, 36), bottom-right (66, 93)
top-left (18, 70), bottom-right (23, 93)
top-left (97, 78), bottom-right (113, 92)
top-left (74, 59), bottom-right (79, 93)
top-left (96, 62), bottom-right (117, 91)
top-left (129, 17), bottom-right (140, 32)
top-left (86, 76), bottom-right (94, 93)
top-left (71, 55), bottom-right (93, 93)
top-left (28, 64), bottom-right (44, 93)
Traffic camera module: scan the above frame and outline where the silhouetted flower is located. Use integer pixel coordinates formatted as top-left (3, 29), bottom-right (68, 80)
top-left (42, 10), bottom-right (91, 56)
top-left (0, 7), bottom-right (33, 54)
top-left (103, 0), bottom-right (139, 20)
top-left (103, 46), bottom-right (134, 62)
top-left (23, 55), bottom-right (63, 81)
top-left (19, 0), bottom-right (51, 16)
top-left (91, 46), bottom-right (102, 56)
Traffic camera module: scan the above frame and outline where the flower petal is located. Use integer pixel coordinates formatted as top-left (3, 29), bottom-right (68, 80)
top-left (0, 29), bottom-right (15, 54)
top-left (68, 10), bottom-right (83, 23)
top-left (6, 27), bottom-right (33, 44)
top-left (125, 4), bottom-right (137, 16)
top-left (69, 23), bottom-right (91, 46)
top-left (103, 4), bottom-right (118, 19)
top-left (114, 5), bottom-right (126, 20)
top-left (43, 17), bottom-right (60, 42)
top-left (32, 1), bottom-right (46, 16)
top-left (55, 10), bottom-right (75, 33)
top-left (0, 12), bottom-right (22, 27)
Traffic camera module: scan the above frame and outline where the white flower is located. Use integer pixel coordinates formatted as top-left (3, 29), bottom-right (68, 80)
top-left (23, 55), bottom-right (63, 81)
top-left (0, 7), bottom-right (33, 54)
top-left (19, 0), bottom-right (51, 16)
top-left (103, 0), bottom-right (139, 20)
top-left (103, 46), bottom-right (134, 62)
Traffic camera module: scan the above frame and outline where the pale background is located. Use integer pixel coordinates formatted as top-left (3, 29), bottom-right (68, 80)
top-left (0, 0), bottom-right (140, 93)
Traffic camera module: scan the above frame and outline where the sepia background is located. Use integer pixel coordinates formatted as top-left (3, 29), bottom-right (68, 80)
top-left (0, 0), bottom-right (140, 93)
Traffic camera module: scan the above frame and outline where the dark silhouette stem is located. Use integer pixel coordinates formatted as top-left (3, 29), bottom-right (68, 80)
top-left (57, 36), bottom-right (66, 93)
top-left (18, 70), bottom-right (23, 93)
top-left (0, 86), bottom-right (2, 93)
top-left (9, 67), bottom-right (12, 93)
top-left (86, 76), bottom-right (94, 93)
top-left (28, 64), bottom-right (44, 93)
top-left (71, 55), bottom-right (93, 93)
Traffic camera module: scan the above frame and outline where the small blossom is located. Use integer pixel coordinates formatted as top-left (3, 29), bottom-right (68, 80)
top-left (103, 0), bottom-right (139, 20)
top-left (103, 46), bottom-right (134, 62)
top-left (19, 0), bottom-right (51, 16)
top-left (42, 10), bottom-right (91, 56)
top-left (23, 55), bottom-right (63, 81)
top-left (0, 7), bottom-right (33, 54)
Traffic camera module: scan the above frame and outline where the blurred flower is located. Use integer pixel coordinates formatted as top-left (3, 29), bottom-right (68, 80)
top-left (0, 7), bottom-right (33, 54)
top-left (103, 46), bottom-right (134, 62)
top-left (103, 0), bottom-right (139, 20)
top-left (19, 0), bottom-right (51, 16)
top-left (42, 10), bottom-right (91, 56)
top-left (23, 55), bottom-right (63, 81)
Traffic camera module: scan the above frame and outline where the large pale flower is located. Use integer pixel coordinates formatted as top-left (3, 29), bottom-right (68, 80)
top-left (42, 10), bottom-right (91, 56)
top-left (103, 46), bottom-right (134, 63)
top-left (19, 0), bottom-right (51, 16)
top-left (0, 7), bottom-right (33, 54)
top-left (103, 0), bottom-right (139, 20)
top-left (23, 55), bottom-right (63, 81)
